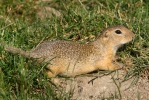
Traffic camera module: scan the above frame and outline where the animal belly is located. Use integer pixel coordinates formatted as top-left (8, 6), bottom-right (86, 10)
top-left (61, 63), bottom-right (96, 77)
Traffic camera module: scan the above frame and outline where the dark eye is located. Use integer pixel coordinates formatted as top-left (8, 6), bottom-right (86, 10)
top-left (115, 30), bottom-right (122, 34)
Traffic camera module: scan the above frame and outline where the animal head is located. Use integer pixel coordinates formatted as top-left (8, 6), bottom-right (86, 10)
top-left (100, 26), bottom-right (135, 48)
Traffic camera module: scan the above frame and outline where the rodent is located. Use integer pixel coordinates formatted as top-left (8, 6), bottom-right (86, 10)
top-left (4, 25), bottom-right (135, 78)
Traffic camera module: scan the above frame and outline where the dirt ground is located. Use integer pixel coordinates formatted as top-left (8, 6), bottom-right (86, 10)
top-left (57, 70), bottom-right (149, 100)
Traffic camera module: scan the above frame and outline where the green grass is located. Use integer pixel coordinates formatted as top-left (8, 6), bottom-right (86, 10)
top-left (0, 0), bottom-right (149, 99)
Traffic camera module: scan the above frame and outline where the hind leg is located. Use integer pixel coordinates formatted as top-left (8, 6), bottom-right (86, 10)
top-left (46, 68), bottom-right (67, 87)
top-left (46, 70), bottom-right (60, 85)
top-left (46, 67), bottom-right (60, 78)
top-left (46, 64), bottom-right (66, 78)
top-left (46, 70), bottom-right (57, 78)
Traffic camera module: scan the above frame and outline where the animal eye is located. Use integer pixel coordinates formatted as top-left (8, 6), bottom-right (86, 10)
top-left (115, 30), bottom-right (122, 34)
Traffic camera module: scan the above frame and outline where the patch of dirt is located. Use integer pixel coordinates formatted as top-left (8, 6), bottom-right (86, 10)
top-left (57, 70), bottom-right (149, 100)
top-left (37, 6), bottom-right (61, 19)
top-left (36, 0), bottom-right (61, 19)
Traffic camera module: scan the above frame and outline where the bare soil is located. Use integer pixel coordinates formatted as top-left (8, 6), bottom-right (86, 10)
top-left (57, 70), bottom-right (149, 100)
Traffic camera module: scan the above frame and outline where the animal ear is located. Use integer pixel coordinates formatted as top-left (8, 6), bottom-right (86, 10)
top-left (103, 32), bottom-right (108, 38)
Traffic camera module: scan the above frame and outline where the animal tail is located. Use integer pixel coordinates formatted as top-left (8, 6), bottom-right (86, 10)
top-left (5, 46), bottom-right (31, 58)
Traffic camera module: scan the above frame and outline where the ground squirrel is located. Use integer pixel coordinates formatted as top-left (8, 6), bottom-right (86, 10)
top-left (4, 26), bottom-right (135, 78)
